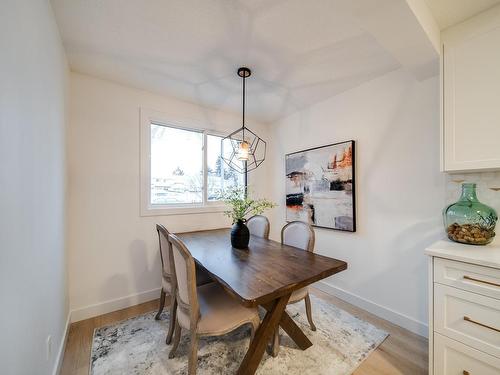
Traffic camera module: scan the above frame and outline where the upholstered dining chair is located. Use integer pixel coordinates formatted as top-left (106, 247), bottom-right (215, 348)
top-left (168, 233), bottom-right (260, 375)
top-left (271, 220), bottom-right (316, 356)
top-left (246, 215), bottom-right (270, 239)
top-left (154, 224), bottom-right (212, 345)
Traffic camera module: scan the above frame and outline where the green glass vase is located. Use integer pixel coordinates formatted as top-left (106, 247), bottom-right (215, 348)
top-left (444, 183), bottom-right (498, 245)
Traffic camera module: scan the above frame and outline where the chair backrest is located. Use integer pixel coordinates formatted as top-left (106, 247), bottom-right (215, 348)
top-left (281, 221), bottom-right (315, 252)
top-left (156, 224), bottom-right (173, 279)
top-left (247, 215), bottom-right (270, 239)
top-left (168, 233), bottom-right (200, 325)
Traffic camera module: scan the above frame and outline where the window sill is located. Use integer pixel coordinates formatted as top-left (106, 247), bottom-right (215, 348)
top-left (140, 204), bottom-right (228, 217)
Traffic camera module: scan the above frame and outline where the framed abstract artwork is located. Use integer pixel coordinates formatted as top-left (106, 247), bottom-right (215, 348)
top-left (285, 140), bottom-right (356, 232)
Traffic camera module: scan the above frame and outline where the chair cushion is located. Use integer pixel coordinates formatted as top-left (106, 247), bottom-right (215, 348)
top-left (177, 283), bottom-right (259, 335)
top-left (247, 215), bottom-right (269, 238)
top-left (288, 286), bottom-right (308, 304)
top-left (282, 222), bottom-right (313, 251)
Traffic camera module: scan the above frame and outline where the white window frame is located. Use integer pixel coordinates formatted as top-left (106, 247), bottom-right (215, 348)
top-left (140, 108), bottom-right (243, 216)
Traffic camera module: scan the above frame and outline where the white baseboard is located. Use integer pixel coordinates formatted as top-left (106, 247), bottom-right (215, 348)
top-left (315, 280), bottom-right (428, 338)
top-left (70, 288), bottom-right (162, 323)
top-left (68, 282), bottom-right (427, 339)
top-left (52, 311), bottom-right (71, 375)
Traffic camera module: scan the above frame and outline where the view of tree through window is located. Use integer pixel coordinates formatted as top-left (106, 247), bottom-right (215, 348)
top-left (150, 124), bottom-right (203, 205)
top-left (150, 124), bottom-right (244, 206)
top-left (207, 134), bottom-right (244, 201)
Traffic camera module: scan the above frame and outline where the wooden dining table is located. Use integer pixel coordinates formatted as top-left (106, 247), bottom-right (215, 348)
top-left (176, 228), bottom-right (348, 375)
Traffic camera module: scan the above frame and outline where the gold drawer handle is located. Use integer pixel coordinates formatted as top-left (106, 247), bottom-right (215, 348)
top-left (463, 275), bottom-right (500, 288)
top-left (464, 316), bottom-right (500, 333)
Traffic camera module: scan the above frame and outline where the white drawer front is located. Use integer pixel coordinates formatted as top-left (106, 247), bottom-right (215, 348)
top-left (434, 333), bottom-right (500, 375)
top-left (434, 257), bottom-right (500, 300)
top-left (435, 283), bottom-right (500, 357)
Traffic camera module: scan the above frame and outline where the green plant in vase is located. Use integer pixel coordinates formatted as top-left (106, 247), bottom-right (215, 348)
top-left (221, 187), bottom-right (276, 249)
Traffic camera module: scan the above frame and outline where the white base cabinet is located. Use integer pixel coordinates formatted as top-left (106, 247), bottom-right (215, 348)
top-left (426, 240), bottom-right (500, 375)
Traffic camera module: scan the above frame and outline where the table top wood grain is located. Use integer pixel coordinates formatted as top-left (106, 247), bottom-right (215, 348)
top-left (176, 228), bottom-right (348, 307)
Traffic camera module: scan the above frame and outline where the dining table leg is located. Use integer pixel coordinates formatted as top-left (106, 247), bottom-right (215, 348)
top-left (264, 300), bottom-right (314, 356)
top-left (272, 308), bottom-right (313, 350)
top-left (236, 294), bottom-right (291, 375)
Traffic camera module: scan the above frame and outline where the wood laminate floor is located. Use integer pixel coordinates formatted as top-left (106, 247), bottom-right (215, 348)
top-left (60, 288), bottom-right (428, 375)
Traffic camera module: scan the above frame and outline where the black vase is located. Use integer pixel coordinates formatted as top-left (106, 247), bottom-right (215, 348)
top-left (231, 220), bottom-right (250, 249)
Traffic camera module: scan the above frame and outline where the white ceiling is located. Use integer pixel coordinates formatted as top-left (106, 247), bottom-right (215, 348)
top-left (51, 0), bottom-right (438, 123)
top-left (424, 0), bottom-right (500, 30)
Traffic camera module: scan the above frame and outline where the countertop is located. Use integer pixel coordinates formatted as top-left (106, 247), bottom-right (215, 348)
top-left (425, 238), bottom-right (500, 269)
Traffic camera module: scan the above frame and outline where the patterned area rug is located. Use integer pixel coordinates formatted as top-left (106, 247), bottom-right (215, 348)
top-left (90, 295), bottom-right (388, 374)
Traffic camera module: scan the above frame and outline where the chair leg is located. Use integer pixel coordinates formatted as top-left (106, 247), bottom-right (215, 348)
top-left (304, 294), bottom-right (316, 331)
top-left (166, 296), bottom-right (177, 345)
top-left (168, 320), bottom-right (181, 359)
top-left (188, 331), bottom-right (199, 375)
top-left (155, 289), bottom-right (166, 320)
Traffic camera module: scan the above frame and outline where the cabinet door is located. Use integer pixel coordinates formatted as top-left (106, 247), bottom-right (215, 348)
top-left (434, 333), bottom-right (500, 375)
top-left (442, 5), bottom-right (500, 172)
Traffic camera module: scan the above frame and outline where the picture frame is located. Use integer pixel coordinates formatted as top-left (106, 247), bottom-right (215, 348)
top-left (285, 140), bottom-right (356, 232)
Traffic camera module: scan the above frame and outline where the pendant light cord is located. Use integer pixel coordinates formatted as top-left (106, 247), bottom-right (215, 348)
top-left (242, 73), bottom-right (246, 141)
top-left (242, 71), bottom-right (247, 196)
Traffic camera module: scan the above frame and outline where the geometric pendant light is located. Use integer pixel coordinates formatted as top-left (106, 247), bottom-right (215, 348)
top-left (221, 67), bottom-right (266, 175)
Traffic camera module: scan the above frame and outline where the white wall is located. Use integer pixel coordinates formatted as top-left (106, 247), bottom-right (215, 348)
top-left (68, 73), bottom-right (270, 320)
top-left (268, 69), bottom-right (445, 336)
top-left (0, 1), bottom-right (69, 374)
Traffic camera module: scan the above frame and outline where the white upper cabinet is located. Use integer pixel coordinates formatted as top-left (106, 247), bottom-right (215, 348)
top-left (442, 5), bottom-right (500, 172)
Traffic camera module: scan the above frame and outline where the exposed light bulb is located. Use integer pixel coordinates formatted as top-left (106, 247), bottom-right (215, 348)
top-left (237, 141), bottom-right (250, 161)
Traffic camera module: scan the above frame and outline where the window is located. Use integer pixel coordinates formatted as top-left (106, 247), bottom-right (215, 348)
top-left (206, 134), bottom-right (244, 201)
top-left (140, 109), bottom-right (245, 215)
top-left (150, 124), bottom-right (203, 205)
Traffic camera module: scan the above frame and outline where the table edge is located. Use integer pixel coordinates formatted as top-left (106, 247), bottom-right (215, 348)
top-left (195, 258), bottom-right (348, 307)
